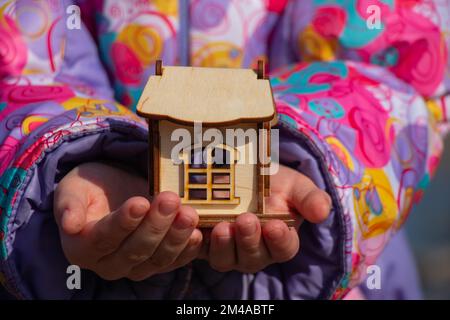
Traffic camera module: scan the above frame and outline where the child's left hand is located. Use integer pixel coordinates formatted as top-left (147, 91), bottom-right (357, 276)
top-left (200, 165), bottom-right (332, 273)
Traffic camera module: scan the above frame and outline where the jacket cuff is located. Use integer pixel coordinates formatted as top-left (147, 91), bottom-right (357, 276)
top-left (246, 122), bottom-right (348, 299)
top-left (0, 113), bottom-right (149, 299)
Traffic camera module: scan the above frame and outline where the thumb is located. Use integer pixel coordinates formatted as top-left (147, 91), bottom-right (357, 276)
top-left (88, 196), bottom-right (149, 255)
top-left (289, 175), bottom-right (332, 224)
top-left (54, 187), bottom-right (88, 235)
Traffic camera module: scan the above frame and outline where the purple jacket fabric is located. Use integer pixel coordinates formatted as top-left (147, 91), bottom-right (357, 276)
top-left (0, 0), bottom-right (449, 299)
top-left (1, 128), bottom-right (422, 299)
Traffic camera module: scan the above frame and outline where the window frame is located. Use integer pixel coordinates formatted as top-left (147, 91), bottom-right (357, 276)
top-left (180, 144), bottom-right (240, 204)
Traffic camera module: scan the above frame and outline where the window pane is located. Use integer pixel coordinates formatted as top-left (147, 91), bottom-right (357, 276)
top-left (212, 173), bottom-right (230, 184)
top-left (190, 147), bottom-right (206, 168)
top-left (212, 189), bottom-right (230, 200)
top-left (212, 147), bottom-right (230, 168)
top-left (189, 173), bottom-right (207, 184)
top-left (189, 189), bottom-right (207, 200)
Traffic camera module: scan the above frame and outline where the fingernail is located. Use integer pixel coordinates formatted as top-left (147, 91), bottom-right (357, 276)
top-left (190, 235), bottom-right (202, 246)
top-left (215, 228), bottom-right (232, 244)
top-left (62, 209), bottom-right (80, 234)
top-left (216, 235), bottom-right (231, 246)
top-left (321, 192), bottom-right (332, 217)
top-left (237, 220), bottom-right (257, 236)
top-left (323, 192), bottom-right (332, 207)
top-left (159, 200), bottom-right (179, 216)
top-left (174, 214), bottom-right (195, 230)
top-left (130, 204), bottom-right (148, 219)
top-left (62, 209), bottom-right (71, 227)
top-left (266, 226), bottom-right (284, 240)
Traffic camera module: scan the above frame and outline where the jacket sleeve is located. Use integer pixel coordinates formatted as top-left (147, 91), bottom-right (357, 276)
top-left (263, 0), bottom-right (449, 299)
top-left (0, 0), bottom-right (160, 299)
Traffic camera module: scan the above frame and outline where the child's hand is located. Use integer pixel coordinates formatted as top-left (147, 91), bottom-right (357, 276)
top-left (202, 165), bottom-right (331, 273)
top-left (53, 162), bottom-right (202, 281)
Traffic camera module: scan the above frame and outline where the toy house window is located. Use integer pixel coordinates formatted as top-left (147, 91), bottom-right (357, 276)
top-left (181, 145), bottom-right (239, 204)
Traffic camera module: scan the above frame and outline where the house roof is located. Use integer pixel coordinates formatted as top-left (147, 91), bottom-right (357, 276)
top-left (136, 66), bottom-right (276, 126)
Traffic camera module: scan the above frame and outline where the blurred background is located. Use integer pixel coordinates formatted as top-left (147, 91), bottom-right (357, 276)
top-left (406, 137), bottom-right (450, 299)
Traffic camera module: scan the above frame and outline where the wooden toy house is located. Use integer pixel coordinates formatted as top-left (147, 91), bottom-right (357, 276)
top-left (137, 61), bottom-right (293, 226)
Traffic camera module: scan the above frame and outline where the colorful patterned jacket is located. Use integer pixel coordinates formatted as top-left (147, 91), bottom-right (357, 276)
top-left (0, 0), bottom-right (449, 299)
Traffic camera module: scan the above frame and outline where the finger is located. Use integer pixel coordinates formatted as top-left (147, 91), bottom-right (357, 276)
top-left (128, 229), bottom-right (203, 281)
top-left (197, 229), bottom-right (212, 260)
top-left (235, 213), bottom-right (270, 273)
top-left (54, 187), bottom-right (88, 235)
top-left (289, 175), bottom-right (332, 223)
top-left (88, 196), bottom-right (150, 256)
top-left (262, 220), bottom-right (299, 263)
top-left (209, 222), bottom-right (236, 272)
top-left (98, 191), bottom-right (180, 271)
top-left (143, 205), bottom-right (198, 269)
top-left (166, 228), bottom-right (203, 271)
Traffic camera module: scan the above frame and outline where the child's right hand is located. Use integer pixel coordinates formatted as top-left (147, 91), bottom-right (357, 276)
top-left (53, 162), bottom-right (203, 281)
